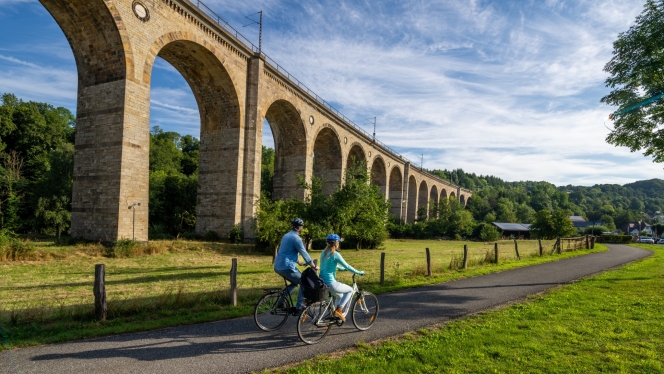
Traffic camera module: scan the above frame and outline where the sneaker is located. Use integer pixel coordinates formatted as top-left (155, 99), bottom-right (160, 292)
top-left (334, 307), bottom-right (346, 322)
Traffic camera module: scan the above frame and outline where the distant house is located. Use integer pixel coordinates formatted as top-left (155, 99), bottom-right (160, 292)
top-left (569, 216), bottom-right (603, 229)
top-left (492, 222), bottom-right (531, 238)
top-left (621, 221), bottom-right (652, 236)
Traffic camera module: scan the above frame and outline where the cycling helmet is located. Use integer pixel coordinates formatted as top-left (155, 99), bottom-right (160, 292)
top-left (326, 234), bottom-right (340, 242)
top-left (291, 218), bottom-right (304, 227)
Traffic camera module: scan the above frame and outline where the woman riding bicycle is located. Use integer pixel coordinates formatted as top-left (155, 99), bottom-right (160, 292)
top-left (318, 234), bottom-right (364, 322)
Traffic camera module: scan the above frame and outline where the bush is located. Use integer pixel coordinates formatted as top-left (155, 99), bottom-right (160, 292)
top-left (582, 226), bottom-right (609, 235)
top-left (228, 224), bottom-right (244, 244)
top-left (203, 230), bottom-right (220, 242)
top-left (107, 239), bottom-right (142, 258)
top-left (479, 224), bottom-right (501, 242)
top-left (0, 230), bottom-right (36, 261)
top-left (597, 234), bottom-right (633, 244)
top-left (149, 224), bottom-right (172, 240)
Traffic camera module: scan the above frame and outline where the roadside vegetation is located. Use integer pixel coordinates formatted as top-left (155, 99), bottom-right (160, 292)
top-left (279, 244), bottom-right (663, 374)
top-left (0, 238), bottom-right (604, 350)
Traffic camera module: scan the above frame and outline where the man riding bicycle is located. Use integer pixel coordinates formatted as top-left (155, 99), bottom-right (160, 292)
top-left (273, 218), bottom-right (319, 313)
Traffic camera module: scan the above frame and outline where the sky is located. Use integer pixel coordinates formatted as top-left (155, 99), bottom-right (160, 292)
top-left (0, 0), bottom-right (661, 186)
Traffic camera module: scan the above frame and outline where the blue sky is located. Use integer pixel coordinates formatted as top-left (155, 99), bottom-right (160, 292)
top-left (0, 0), bottom-right (661, 186)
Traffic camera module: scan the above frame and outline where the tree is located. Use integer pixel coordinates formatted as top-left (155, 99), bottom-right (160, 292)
top-left (601, 0), bottom-right (664, 162)
top-left (261, 146), bottom-right (275, 198)
top-left (329, 161), bottom-right (390, 249)
top-left (479, 223), bottom-right (501, 241)
top-left (33, 144), bottom-right (74, 239)
top-left (253, 193), bottom-right (295, 256)
top-left (530, 210), bottom-right (555, 239)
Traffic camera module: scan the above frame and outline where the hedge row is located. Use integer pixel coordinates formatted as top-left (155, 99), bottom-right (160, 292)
top-left (596, 235), bottom-right (633, 244)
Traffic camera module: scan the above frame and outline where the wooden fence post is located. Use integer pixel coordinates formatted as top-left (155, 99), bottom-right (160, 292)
top-left (585, 234), bottom-right (590, 249)
top-left (380, 252), bottom-right (385, 286)
top-left (514, 239), bottom-right (520, 260)
top-left (538, 239), bottom-right (543, 256)
top-left (556, 238), bottom-right (561, 254)
top-left (94, 264), bottom-right (107, 322)
top-left (463, 245), bottom-right (468, 269)
top-left (230, 258), bottom-right (237, 306)
top-left (426, 248), bottom-right (432, 276)
top-left (591, 236), bottom-right (595, 249)
top-left (494, 242), bottom-right (499, 264)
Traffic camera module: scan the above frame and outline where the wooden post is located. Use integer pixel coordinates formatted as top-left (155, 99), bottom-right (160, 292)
top-left (514, 239), bottom-right (520, 260)
top-left (538, 239), bottom-right (543, 256)
top-left (426, 248), bottom-right (432, 276)
top-left (230, 258), bottom-right (237, 306)
top-left (494, 242), bottom-right (499, 264)
top-left (585, 234), bottom-right (590, 249)
top-left (556, 238), bottom-right (561, 254)
top-left (380, 252), bottom-right (385, 286)
top-left (591, 236), bottom-right (595, 249)
top-left (272, 244), bottom-right (279, 264)
top-left (94, 264), bottom-right (107, 322)
top-left (462, 245), bottom-right (468, 269)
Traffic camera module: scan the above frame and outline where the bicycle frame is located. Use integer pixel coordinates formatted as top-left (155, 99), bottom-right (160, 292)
top-left (310, 274), bottom-right (367, 325)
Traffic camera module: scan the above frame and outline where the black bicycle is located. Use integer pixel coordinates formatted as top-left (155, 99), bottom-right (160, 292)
top-left (254, 276), bottom-right (300, 331)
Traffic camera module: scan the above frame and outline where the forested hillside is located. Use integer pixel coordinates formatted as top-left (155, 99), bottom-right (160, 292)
top-left (434, 169), bottom-right (664, 231)
top-left (1, 93), bottom-right (661, 240)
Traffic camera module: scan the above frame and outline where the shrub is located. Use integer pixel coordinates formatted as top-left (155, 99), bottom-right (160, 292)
top-left (204, 230), bottom-right (220, 242)
top-left (0, 230), bottom-right (36, 261)
top-left (148, 224), bottom-right (172, 240)
top-left (228, 224), bottom-right (244, 244)
top-left (478, 223), bottom-right (501, 242)
top-left (107, 239), bottom-right (143, 258)
top-left (582, 226), bottom-right (609, 235)
top-left (597, 234), bottom-right (633, 244)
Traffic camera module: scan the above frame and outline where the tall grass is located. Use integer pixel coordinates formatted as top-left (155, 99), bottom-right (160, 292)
top-left (0, 230), bottom-right (35, 261)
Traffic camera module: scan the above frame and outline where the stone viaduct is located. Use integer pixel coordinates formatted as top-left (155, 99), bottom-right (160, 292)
top-left (39, 0), bottom-right (472, 241)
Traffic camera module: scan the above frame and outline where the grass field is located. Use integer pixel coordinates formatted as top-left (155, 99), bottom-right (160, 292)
top-left (279, 244), bottom-right (664, 374)
top-left (0, 237), bottom-right (601, 349)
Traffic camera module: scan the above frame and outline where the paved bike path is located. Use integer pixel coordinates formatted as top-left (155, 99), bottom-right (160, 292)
top-left (1, 244), bottom-right (651, 374)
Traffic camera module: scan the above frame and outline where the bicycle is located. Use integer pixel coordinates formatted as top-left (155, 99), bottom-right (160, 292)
top-left (297, 273), bottom-right (379, 344)
top-left (254, 276), bottom-right (300, 331)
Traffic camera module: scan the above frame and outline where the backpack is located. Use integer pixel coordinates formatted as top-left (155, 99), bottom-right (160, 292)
top-left (301, 267), bottom-right (328, 302)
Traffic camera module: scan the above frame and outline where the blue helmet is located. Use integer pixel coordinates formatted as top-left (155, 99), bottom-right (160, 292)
top-left (326, 233), bottom-right (340, 242)
top-left (291, 218), bottom-right (304, 227)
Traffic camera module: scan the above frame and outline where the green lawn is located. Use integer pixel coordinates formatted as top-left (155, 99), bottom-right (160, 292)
top-left (279, 244), bottom-right (664, 374)
top-left (0, 238), bottom-right (601, 350)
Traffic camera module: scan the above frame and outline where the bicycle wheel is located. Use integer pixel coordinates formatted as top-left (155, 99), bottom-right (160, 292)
top-left (254, 291), bottom-right (290, 331)
top-left (352, 292), bottom-right (379, 331)
top-left (297, 301), bottom-right (332, 344)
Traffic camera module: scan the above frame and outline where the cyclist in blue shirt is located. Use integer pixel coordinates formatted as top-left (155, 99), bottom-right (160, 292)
top-left (274, 218), bottom-right (319, 312)
top-left (319, 234), bottom-right (364, 321)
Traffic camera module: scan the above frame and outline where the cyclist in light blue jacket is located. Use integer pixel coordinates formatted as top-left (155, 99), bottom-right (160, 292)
top-left (319, 234), bottom-right (364, 321)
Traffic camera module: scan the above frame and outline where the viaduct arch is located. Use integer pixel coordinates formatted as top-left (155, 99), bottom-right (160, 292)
top-left (36, 0), bottom-right (470, 241)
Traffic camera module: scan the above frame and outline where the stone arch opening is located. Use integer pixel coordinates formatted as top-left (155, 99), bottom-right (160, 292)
top-left (313, 127), bottom-right (343, 196)
top-left (371, 157), bottom-right (387, 197)
top-left (407, 175), bottom-right (418, 223)
top-left (418, 181), bottom-right (429, 221)
top-left (460, 195), bottom-right (466, 206)
top-left (388, 166), bottom-right (403, 219)
top-left (39, 0), bottom-right (139, 241)
top-left (430, 185), bottom-right (439, 219)
top-left (441, 189), bottom-right (448, 199)
top-left (450, 191), bottom-right (456, 199)
top-left (346, 143), bottom-right (367, 170)
top-left (150, 39), bottom-right (242, 236)
top-left (264, 100), bottom-right (308, 200)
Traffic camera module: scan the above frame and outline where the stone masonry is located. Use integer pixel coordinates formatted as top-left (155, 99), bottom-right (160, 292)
top-left (39, 0), bottom-right (471, 242)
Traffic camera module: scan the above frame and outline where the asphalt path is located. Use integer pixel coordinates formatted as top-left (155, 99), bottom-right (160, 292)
top-left (0, 244), bottom-right (651, 374)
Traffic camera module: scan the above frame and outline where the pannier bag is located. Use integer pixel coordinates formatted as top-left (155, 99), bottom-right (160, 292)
top-left (301, 267), bottom-right (328, 302)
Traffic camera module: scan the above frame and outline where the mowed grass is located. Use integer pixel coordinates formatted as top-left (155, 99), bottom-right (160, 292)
top-left (0, 238), bottom-right (601, 349)
top-left (279, 244), bottom-right (664, 374)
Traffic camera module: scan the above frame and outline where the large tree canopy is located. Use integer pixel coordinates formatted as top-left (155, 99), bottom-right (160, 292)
top-left (601, 0), bottom-right (664, 162)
